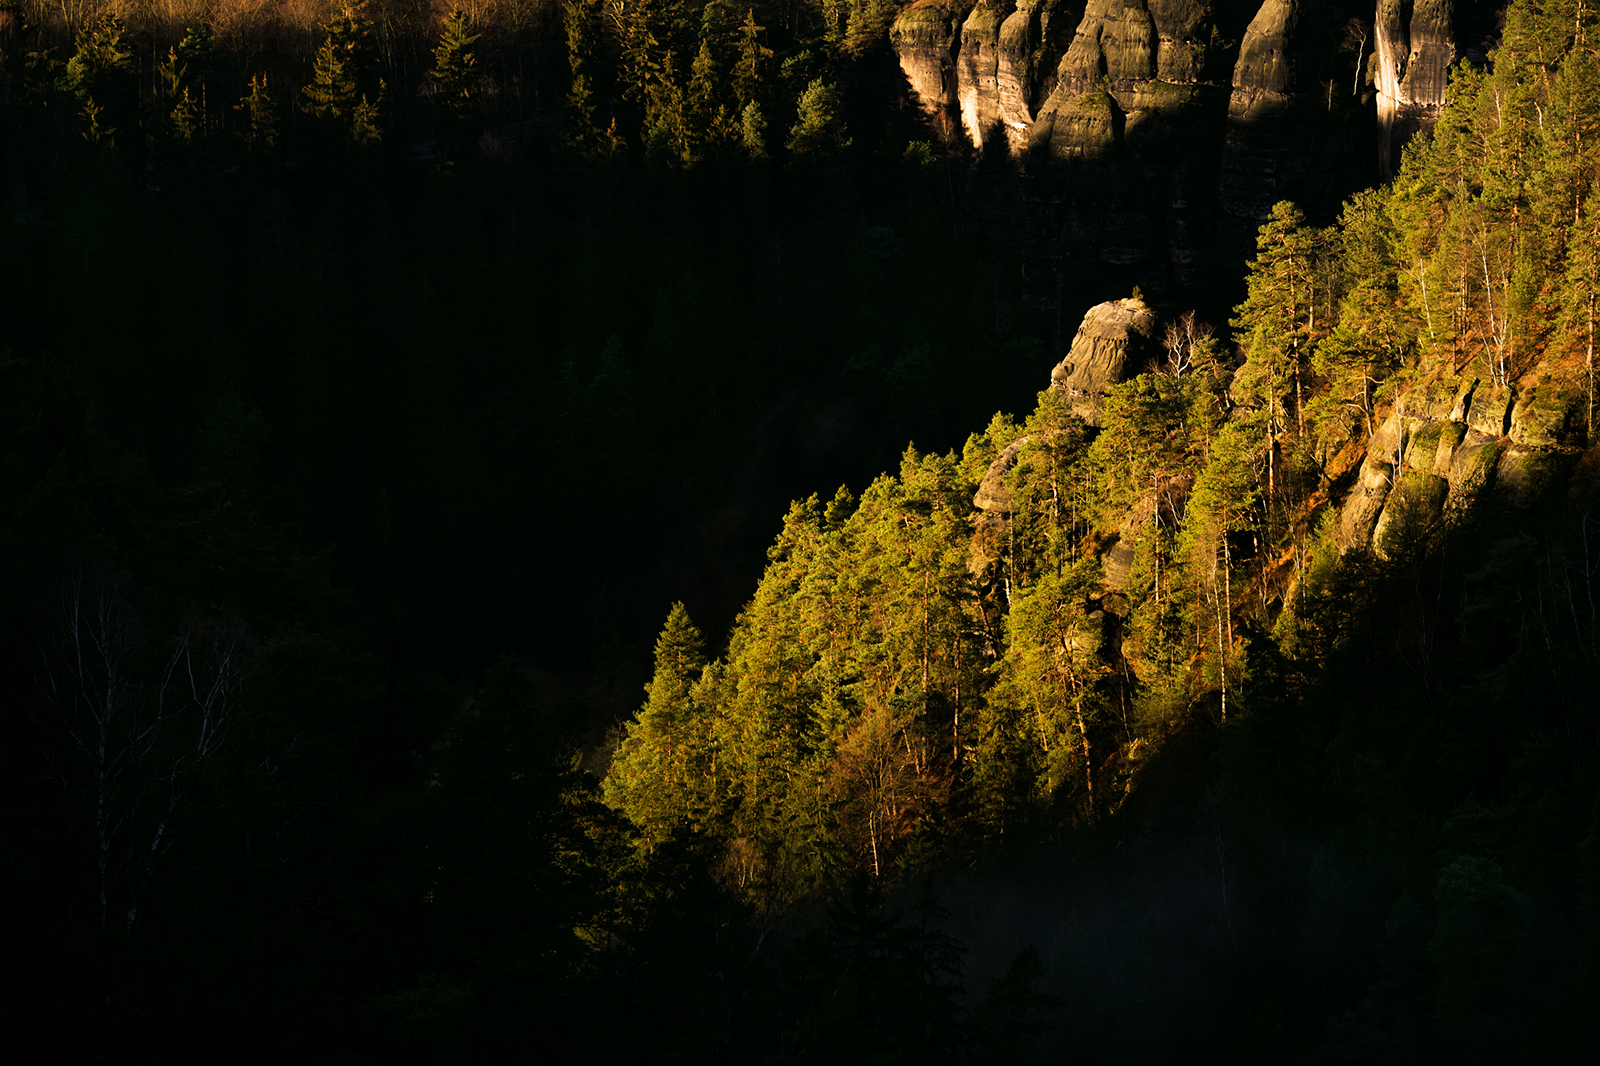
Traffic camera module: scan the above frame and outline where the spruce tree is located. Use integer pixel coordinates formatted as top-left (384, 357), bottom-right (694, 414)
top-left (604, 603), bottom-right (713, 850)
top-left (564, 0), bottom-right (605, 149)
top-left (301, 4), bottom-right (379, 145)
top-left (730, 10), bottom-right (771, 108)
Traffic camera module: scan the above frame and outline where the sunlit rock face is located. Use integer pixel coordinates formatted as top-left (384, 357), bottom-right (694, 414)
top-left (996, 0), bottom-right (1079, 149)
top-left (1049, 295), bottom-right (1160, 425)
top-left (1336, 370), bottom-right (1584, 556)
top-left (892, 0), bottom-right (979, 132)
top-left (1374, 0), bottom-right (1454, 177)
top-left (1023, 0), bottom-right (1233, 290)
top-left (957, 3), bottom-right (1012, 149)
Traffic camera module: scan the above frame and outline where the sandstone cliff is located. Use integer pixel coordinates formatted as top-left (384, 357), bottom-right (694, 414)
top-left (891, 0), bottom-right (980, 138)
top-left (1374, 0), bottom-right (1455, 177)
top-left (891, 0), bottom-right (1419, 293)
top-left (1338, 368), bottom-right (1582, 556)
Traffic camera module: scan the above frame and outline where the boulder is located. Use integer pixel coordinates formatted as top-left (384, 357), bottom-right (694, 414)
top-left (1463, 380), bottom-right (1514, 438)
top-left (1340, 455), bottom-right (1393, 548)
top-left (1372, 470), bottom-right (1448, 557)
top-left (1494, 444), bottom-right (1561, 510)
top-left (1442, 437), bottom-right (1500, 518)
top-left (1508, 382), bottom-right (1579, 447)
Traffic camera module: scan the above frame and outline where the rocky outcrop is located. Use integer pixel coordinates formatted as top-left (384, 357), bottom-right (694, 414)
top-left (892, 0), bottom-right (980, 129)
top-left (970, 296), bottom-right (1159, 536)
top-left (1020, 0), bottom-right (1233, 290)
top-left (1374, 0), bottom-right (1455, 177)
top-left (1050, 295), bottom-right (1160, 424)
top-left (958, 3), bottom-right (1014, 149)
top-left (1337, 369), bottom-right (1583, 556)
top-left (974, 434), bottom-right (1032, 512)
top-left (997, 0), bottom-right (1079, 148)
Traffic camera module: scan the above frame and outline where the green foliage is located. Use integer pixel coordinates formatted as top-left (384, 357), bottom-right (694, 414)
top-left (432, 8), bottom-right (480, 124)
top-left (731, 9), bottom-right (772, 107)
top-left (57, 13), bottom-right (129, 101)
top-left (787, 77), bottom-right (850, 156)
top-left (604, 603), bottom-right (715, 849)
top-left (563, 0), bottom-right (605, 148)
top-left (234, 75), bottom-right (278, 155)
top-left (302, 3), bottom-right (382, 146)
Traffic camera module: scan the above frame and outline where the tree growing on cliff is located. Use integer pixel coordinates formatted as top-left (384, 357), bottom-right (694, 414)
top-left (1181, 421), bottom-right (1260, 720)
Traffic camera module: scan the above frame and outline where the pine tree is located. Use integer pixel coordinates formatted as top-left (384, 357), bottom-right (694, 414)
top-left (741, 99), bottom-right (768, 158)
top-left (787, 77), bottom-right (850, 156)
top-left (153, 26), bottom-right (212, 145)
top-left (302, 37), bottom-right (357, 122)
top-left (432, 8), bottom-right (480, 127)
top-left (1000, 556), bottom-right (1109, 819)
top-left (1181, 421), bottom-right (1260, 720)
top-left (301, 4), bottom-right (379, 145)
top-left (564, 0), bottom-right (605, 149)
top-left (57, 13), bottom-right (130, 101)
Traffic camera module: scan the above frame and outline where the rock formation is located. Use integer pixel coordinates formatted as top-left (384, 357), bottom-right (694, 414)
top-left (1336, 369), bottom-right (1582, 555)
top-left (1374, 0), bottom-right (1455, 178)
top-left (1049, 295), bottom-right (1161, 424)
top-left (891, 0), bottom-right (1403, 293)
top-left (1218, 0), bottom-right (1362, 227)
top-left (972, 295), bottom-right (1157, 540)
top-left (891, 0), bottom-right (979, 138)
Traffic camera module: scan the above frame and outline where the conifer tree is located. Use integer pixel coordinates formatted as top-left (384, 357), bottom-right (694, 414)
top-left (234, 75), bottom-right (278, 155)
top-left (563, 0), bottom-right (606, 149)
top-left (730, 10), bottom-right (772, 108)
top-left (604, 602), bottom-right (714, 850)
top-left (1181, 422), bottom-right (1260, 720)
top-left (787, 78), bottom-right (850, 155)
top-left (302, 4), bottom-right (380, 145)
top-left (741, 100), bottom-right (768, 158)
top-left (1000, 556), bottom-right (1108, 818)
top-left (432, 8), bottom-right (480, 128)
top-left (57, 13), bottom-right (130, 101)
top-left (154, 26), bottom-right (211, 145)
top-left (57, 12), bottom-right (132, 143)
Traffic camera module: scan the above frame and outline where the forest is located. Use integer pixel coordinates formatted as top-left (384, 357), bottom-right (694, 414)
top-left (3, 0), bottom-right (1598, 1061)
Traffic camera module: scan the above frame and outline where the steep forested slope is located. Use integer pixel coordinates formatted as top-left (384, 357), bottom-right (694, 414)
top-left (605, 1), bottom-right (1600, 1058)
